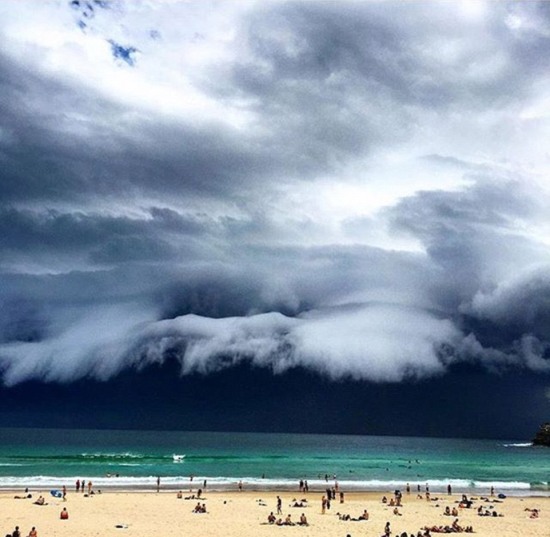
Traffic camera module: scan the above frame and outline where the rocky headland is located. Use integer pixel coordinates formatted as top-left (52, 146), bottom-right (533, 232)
top-left (532, 422), bottom-right (550, 446)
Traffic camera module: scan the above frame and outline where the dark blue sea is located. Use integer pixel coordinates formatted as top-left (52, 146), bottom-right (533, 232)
top-left (0, 428), bottom-right (548, 495)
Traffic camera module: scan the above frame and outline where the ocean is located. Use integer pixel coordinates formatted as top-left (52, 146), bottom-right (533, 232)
top-left (0, 428), bottom-right (548, 495)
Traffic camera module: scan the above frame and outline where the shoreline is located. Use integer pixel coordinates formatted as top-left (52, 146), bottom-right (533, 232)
top-left (1, 483), bottom-right (549, 498)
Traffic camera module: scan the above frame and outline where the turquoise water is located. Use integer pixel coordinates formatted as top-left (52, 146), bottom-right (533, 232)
top-left (0, 428), bottom-right (548, 495)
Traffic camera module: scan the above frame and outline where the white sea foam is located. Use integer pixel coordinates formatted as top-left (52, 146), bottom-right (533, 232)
top-left (502, 443), bottom-right (533, 448)
top-left (80, 453), bottom-right (145, 459)
top-left (0, 475), bottom-right (546, 496)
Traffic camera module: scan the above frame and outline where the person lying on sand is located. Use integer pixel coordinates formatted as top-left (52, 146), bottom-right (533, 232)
top-left (422, 522), bottom-right (474, 534)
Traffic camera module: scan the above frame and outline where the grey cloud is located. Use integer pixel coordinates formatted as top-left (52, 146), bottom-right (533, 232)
top-left (465, 267), bottom-right (550, 337)
top-left (387, 178), bottom-right (549, 292)
top-left (385, 177), bottom-right (550, 371)
top-left (0, 54), bottom-right (269, 207)
top-left (212, 1), bottom-right (548, 119)
top-left (0, 207), bottom-right (220, 269)
top-left (1, 1), bottom-right (550, 387)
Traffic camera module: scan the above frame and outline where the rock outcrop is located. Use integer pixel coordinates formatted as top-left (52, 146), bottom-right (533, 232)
top-left (532, 423), bottom-right (550, 446)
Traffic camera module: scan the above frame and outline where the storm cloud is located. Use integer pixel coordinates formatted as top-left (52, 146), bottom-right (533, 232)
top-left (1, 0), bottom-right (550, 388)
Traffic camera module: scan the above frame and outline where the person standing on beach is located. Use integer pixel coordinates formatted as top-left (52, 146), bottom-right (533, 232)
top-left (156, 476), bottom-right (160, 493)
top-left (12, 526), bottom-right (20, 537)
top-left (28, 527), bottom-right (37, 537)
top-left (76, 479), bottom-right (80, 493)
top-left (62, 485), bottom-right (67, 501)
top-left (276, 496), bottom-right (282, 515)
top-left (81, 479), bottom-right (85, 492)
top-left (88, 481), bottom-right (92, 494)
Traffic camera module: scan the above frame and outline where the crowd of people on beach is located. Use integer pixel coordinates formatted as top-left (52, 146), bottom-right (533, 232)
top-left (4, 478), bottom-right (545, 537)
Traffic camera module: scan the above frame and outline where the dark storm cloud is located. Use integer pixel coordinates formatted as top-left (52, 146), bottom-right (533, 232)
top-left (0, 206), bottom-right (220, 266)
top-left (0, 1), bottom-right (549, 387)
top-left (0, 54), bottom-right (277, 207)
top-left (387, 177), bottom-right (550, 370)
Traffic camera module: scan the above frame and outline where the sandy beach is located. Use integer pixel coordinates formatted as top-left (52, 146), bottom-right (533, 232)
top-left (1, 488), bottom-right (548, 537)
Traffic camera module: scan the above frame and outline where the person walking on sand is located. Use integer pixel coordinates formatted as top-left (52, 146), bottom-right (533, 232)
top-left (276, 496), bottom-right (282, 515)
top-left (62, 485), bottom-right (67, 501)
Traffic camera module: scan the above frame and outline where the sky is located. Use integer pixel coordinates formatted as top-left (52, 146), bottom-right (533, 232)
top-left (0, 0), bottom-right (550, 439)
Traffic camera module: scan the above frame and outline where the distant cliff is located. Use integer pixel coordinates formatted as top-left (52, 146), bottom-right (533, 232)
top-left (532, 423), bottom-right (550, 446)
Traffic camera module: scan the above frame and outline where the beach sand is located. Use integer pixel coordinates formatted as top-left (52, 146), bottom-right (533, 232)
top-left (1, 489), bottom-right (548, 537)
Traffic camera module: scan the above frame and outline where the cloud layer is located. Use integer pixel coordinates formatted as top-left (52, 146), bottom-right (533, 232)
top-left (1, 0), bottom-right (550, 386)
